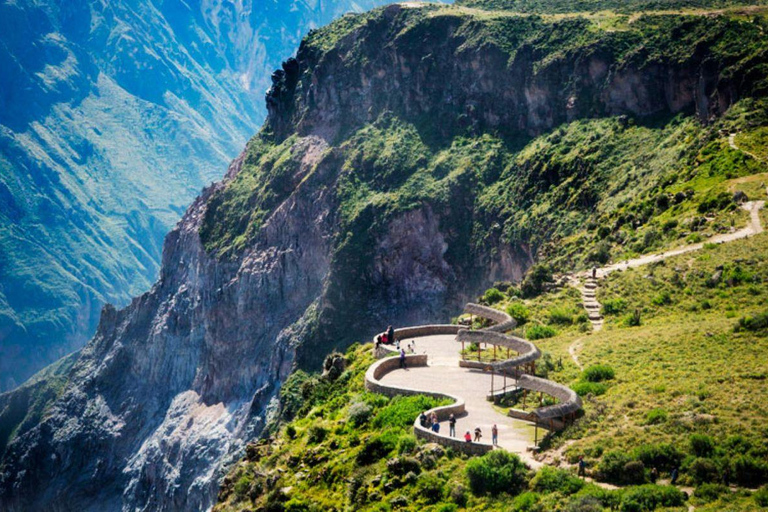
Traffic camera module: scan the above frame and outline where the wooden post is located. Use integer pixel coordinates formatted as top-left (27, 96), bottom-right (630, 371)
top-left (491, 367), bottom-right (495, 397)
top-left (534, 421), bottom-right (538, 446)
top-left (478, 342), bottom-right (482, 362)
top-left (494, 344), bottom-right (497, 361)
top-left (461, 340), bottom-right (465, 360)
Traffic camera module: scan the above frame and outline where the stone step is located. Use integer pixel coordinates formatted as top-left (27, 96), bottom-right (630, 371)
top-left (583, 303), bottom-right (600, 310)
top-left (588, 313), bottom-right (603, 320)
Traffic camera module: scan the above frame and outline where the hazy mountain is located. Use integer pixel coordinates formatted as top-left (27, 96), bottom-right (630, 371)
top-left (0, 0), bottom-right (393, 391)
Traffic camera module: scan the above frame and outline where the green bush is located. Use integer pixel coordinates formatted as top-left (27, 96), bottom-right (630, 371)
top-left (601, 298), bottom-right (627, 315)
top-left (373, 395), bottom-right (446, 429)
top-left (645, 408), bottom-right (668, 425)
top-left (512, 491), bottom-right (541, 511)
top-left (307, 425), bottom-right (327, 444)
top-left (356, 431), bottom-right (399, 465)
top-left (736, 311), bottom-right (768, 332)
top-left (521, 264), bottom-right (553, 298)
top-left (348, 401), bottom-right (373, 427)
top-left (415, 473), bottom-right (445, 504)
top-left (582, 364), bottom-right (615, 382)
top-left (483, 288), bottom-right (505, 305)
top-left (618, 485), bottom-right (685, 512)
top-left (690, 457), bottom-right (719, 484)
top-left (623, 309), bottom-right (642, 327)
top-left (386, 456), bottom-right (421, 476)
top-left (529, 466), bottom-right (584, 495)
top-left (549, 306), bottom-right (576, 325)
top-left (623, 460), bottom-right (647, 485)
top-left (693, 483), bottom-right (729, 503)
top-left (572, 381), bottom-right (608, 396)
top-left (506, 302), bottom-right (531, 325)
top-left (651, 290), bottom-right (672, 306)
top-left (731, 455), bottom-right (768, 487)
top-left (632, 443), bottom-right (682, 472)
top-left (598, 452), bottom-right (633, 484)
top-left (466, 450), bottom-right (529, 496)
top-left (754, 485), bottom-right (768, 507)
top-left (689, 434), bottom-right (715, 457)
top-left (526, 324), bottom-right (557, 340)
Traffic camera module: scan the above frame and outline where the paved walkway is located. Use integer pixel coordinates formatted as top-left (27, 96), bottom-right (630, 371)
top-left (379, 334), bottom-right (543, 467)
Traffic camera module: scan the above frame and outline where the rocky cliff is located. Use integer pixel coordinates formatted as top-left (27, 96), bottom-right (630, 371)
top-left (1, 3), bottom-right (767, 511)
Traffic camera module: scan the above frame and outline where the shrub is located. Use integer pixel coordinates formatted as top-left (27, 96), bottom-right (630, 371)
top-left (415, 473), bottom-right (445, 504)
top-left (623, 460), bottom-right (647, 485)
top-left (549, 307), bottom-right (575, 325)
top-left (731, 455), bottom-right (768, 487)
top-left (566, 496), bottom-right (604, 512)
top-left (736, 311), bottom-right (768, 332)
top-left (623, 309), bottom-right (642, 327)
top-left (572, 381), bottom-right (608, 396)
top-left (645, 408), bottom-right (668, 425)
top-left (307, 425), bottom-right (327, 444)
top-left (632, 443), bottom-right (682, 472)
top-left (589, 241), bottom-right (612, 264)
top-left (693, 483), bottom-right (729, 503)
top-left (651, 290), bottom-right (672, 306)
top-left (754, 485), bottom-right (768, 507)
top-left (526, 324), bottom-right (557, 340)
top-left (483, 288), bottom-right (505, 305)
top-left (436, 504), bottom-right (458, 512)
top-left (619, 485), bottom-right (685, 512)
top-left (582, 364), bottom-right (615, 382)
top-left (397, 435), bottom-right (417, 455)
top-left (601, 298), bottom-right (627, 315)
top-left (356, 431), bottom-right (398, 465)
top-left (521, 264), bottom-right (553, 298)
top-left (466, 450), bottom-right (529, 496)
top-left (689, 434), bottom-right (715, 457)
top-left (285, 424), bottom-right (297, 439)
top-left (373, 395), bottom-right (446, 429)
top-left (690, 457), bottom-right (719, 484)
top-left (348, 401), bottom-right (373, 427)
top-left (507, 302), bottom-right (531, 325)
top-left (386, 456), bottom-right (421, 476)
top-left (598, 452), bottom-right (633, 484)
top-left (529, 466), bottom-right (584, 495)
top-left (512, 491), bottom-right (541, 511)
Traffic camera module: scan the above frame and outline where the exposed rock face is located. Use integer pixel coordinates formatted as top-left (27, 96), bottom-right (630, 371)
top-left (268, 5), bottom-right (752, 142)
top-left (1, 4), bottom-right (766, 512)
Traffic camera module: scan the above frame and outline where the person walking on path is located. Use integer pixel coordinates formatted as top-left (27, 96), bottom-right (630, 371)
top-left (449, 414), bottom-right (456, 437)
top-left (464, 431), bottom-right (472, 443)
top-left (671, 467), bottom-right (679, 485)
top-left (474, 427), bottom-right (482, 442)
top-left (399, 348), bottom-right (406, 369)
top-left (578, 456), bottom-right (586, 478)
top-left (491, 424), bottom-right (498, 446)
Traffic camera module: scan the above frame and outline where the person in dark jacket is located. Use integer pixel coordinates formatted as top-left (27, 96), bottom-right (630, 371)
top-left (387, 325), bottom-right (395, 346)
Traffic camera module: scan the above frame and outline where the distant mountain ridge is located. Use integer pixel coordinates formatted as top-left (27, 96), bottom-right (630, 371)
top-left (0, 0), bottom-right (392, 391)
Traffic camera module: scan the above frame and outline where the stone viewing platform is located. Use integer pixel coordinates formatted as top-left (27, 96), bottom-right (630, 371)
top-left (365, 304), bottom-right (583, 465)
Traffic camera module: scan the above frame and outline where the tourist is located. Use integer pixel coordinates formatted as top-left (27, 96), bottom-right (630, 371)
top-left (431, 412), bottom-right (438, 425)
top-left (578, 456), bottom-right (586, 478)
top-left (650, 467), bottom-right (658, 483)
top-left (382, 332), bottom-right (389, 344)
top-left (419, 411), bottom-right (428, 428)
top-left (399, 348), bottom-right (406, 369)
top-left (387, 325), bottom-right (395, 346)
top-left (474, 427), bottom-right (482, 442)
top-left (671, 467), bottom-right (679, 485)
top-left (449, 414), bottom-right (456, 437)
top-left (492, 424), bottom-right (498, 446)
top-left (432, 421), bottom-right (440, 433)
top-left (464, 431), bottom-right (472, 443)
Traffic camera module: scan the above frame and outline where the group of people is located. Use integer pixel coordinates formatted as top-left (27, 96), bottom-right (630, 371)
top-left (375, 325), bottom-right (418, 369)
top-left (420, 412), bottom-right (499, 446)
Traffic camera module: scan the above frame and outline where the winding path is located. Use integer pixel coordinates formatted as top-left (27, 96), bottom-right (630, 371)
top-left (567, 200), bottom-right (765, 367)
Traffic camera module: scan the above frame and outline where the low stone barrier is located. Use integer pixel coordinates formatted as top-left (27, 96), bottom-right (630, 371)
top-left (372, 325), bottom-right (460, 359)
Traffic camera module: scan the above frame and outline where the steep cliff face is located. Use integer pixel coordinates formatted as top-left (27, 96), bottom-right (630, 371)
top-left (1, 3), bottom-right (767, 511)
